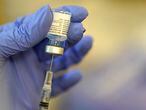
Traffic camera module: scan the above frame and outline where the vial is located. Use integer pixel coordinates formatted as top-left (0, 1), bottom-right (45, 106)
top-left (46, 11), bottom-right (71, 55)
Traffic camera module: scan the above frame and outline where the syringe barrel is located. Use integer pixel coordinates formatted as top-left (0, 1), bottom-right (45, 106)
top-left (39, 71), bottom-right (53, 110)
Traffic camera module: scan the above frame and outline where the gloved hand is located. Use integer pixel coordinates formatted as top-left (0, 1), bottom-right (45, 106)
top-left (0, 5), bottom-right (92, 110)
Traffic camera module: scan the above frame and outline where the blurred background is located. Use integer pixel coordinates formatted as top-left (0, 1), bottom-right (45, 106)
top-left (1, 0), bottom-right (146, 110)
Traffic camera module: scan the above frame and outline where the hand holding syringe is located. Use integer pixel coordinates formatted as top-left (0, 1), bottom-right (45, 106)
top-left (0, 5), bottom-right (92, 110)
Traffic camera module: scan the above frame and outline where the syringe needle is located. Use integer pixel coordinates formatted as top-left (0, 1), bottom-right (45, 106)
top-left (49, 55), bottom-right (54, 72)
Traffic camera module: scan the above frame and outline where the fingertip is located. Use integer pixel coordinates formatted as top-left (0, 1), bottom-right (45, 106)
top-left (51, 70), bottom-right (82, 96)
top-left (84, 35), bottom-right (93, 41)
top-left (67, 23), bottom-right (84, 44)
top-left (64, 70), bottom-right (82, 82)
top-left (75, 35), bottom-right (93, 55)
top-left (60, 70), bottom-right (82, 90)
top-left (83, 35), bottom-right (93, 49)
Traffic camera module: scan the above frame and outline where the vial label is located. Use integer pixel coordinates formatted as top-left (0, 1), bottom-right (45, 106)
top-left (48, 11), bottom-right (71, 41)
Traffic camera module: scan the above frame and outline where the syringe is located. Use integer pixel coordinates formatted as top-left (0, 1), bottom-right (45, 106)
top-left (39, 11), bottom-right (71, 110)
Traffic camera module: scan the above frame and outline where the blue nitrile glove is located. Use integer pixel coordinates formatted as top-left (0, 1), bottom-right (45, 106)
top-left (0, 5), bottom-right (92, 110)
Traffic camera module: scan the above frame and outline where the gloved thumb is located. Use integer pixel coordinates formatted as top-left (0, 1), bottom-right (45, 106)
top-left (0, 5), bottom-right (53, 58)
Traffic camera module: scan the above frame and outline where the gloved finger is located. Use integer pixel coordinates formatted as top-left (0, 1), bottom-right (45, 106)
top-left (43, 36), bottom-right (93, 72)
top-left (55, 5), bottom-right (88, 22)
top-left (51, 70), bottom-right (82, 96)
top-left (0, 5), bottom-right (53, 58)
top-left (66, 22), bottom-right (85, 48)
